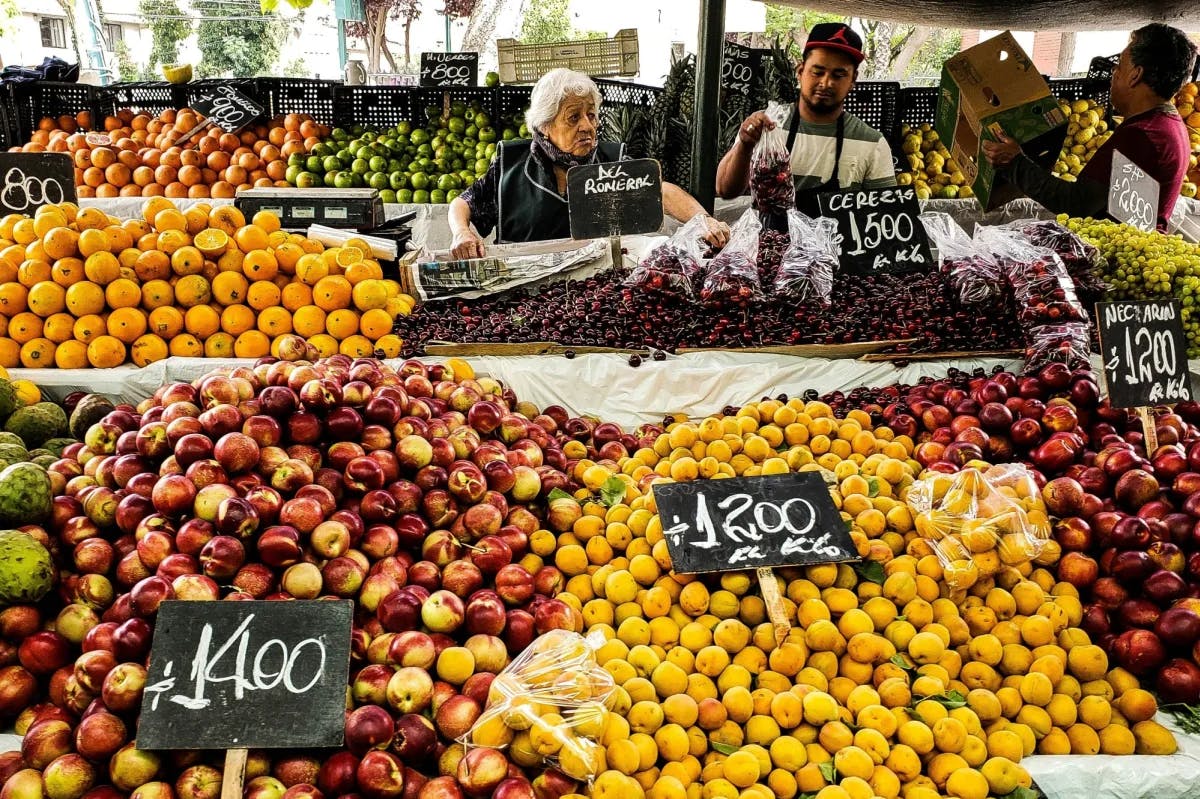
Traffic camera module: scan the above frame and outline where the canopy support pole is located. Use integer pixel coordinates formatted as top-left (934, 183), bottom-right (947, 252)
top-left (691, 0), bottom-right (725, 212)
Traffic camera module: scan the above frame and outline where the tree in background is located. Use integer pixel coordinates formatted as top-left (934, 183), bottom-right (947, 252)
top-left (0, 0), bottom-right (18, 56)
top-left (139, 0), bottom-right (191, 69)
top-left (518, 0), bottom-right (571, 44)
top-left (344, 0), bottom-right (416, 75)
top-left (194, 0), bottom-right (289, 76)
top-left (113, 40), bottom-right (140, 81)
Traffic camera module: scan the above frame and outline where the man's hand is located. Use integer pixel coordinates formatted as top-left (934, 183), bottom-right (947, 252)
top-left (698, 215), bottom-right (730, 248)
top-left (737, 111), bottom-right (776, 148)
top-left (983, 134), bottom-right (1023, 167)
top-left (449, 230), bottom-right (485, 261)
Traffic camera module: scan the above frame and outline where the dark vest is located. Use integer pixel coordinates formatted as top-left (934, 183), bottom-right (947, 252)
top-left (496, 140), bottom-right (626, 243)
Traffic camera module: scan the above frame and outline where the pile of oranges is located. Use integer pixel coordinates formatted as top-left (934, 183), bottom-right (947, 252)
top-left (13, 110), bottom-right (330, 199)
top-left (0, 199), bottom-right (414, 369)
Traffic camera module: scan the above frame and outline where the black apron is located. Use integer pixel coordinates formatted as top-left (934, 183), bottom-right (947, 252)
top-left (762, 112), bottom-right (845, 233)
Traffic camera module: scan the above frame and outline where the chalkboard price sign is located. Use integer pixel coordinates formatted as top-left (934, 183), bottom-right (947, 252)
top-left (818, 186), bottom-right (933, 275)
top-left (138, 600), bottom-right (353, 750)
top-left (652, 472), bottom-right (858, 574)
top-left (1108, 150), bottom-right (1159, 232)
top-left (1096, 299), bottom-right (1193, 408)
top-left (721, 42), bottom-right (758, 97)
top-left (0, 153), bottom-right (76, 214)
top-left (420, 52), bottom-right (480, 87)
top-left (191, 86), bottom-right (265, 134)
top-left (567, 158), bottom-right (663, 239)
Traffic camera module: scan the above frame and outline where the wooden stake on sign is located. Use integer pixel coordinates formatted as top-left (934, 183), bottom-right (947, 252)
top-left (220, 748), bottom-right (248, 799)
top-left (177, 118), bottom-right (215, 148)
top-left (756, 567), bottom-right (791, 646)
top-left (1138, 407), bottom-right (1158, 453)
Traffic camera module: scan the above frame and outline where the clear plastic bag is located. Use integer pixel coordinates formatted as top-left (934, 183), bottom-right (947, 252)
top-left (749, 105), bottom-right (794, 217)
top-left (907, 464), bottom-right (1052, 592)
top-left (776, 210), bottom-right (837, 305)
top-left (701, 209), bottom-right (763, 306)
top-left (1010, 218), bottom-right (1109, 305)
top-left (464, 629), bottom-right (615, 783)
top-left (976, 225), bottom-right (1089, 327)
top-left (920, 212), bottom-right (1003, 306)
top-left (626, 213), bottom-right (709, 298)
top-left (1023, 322), bottom-right (1093, 374)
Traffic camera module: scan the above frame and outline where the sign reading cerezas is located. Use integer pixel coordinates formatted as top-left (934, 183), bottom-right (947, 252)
top-left (137, 600), bottom-right (353, 750)
top-left (190, 86), bottom-right (266, 134)
top-left (1096, 299), bottom-right (1193, 408)
top-left (817, 186), bottom-right (933, 275)
top-left (566, 158), bottom-right (663, 240)
top-left (651, 472), bottom-right (858, 574)
top-left (0, 153), bottom-right (76, 214)
top-left (721, 42), bottom-right (758, 97)
top-left (420, 52), bottom-right (480, 87)
top-left (1108, 150), bottom-right (1160, 233)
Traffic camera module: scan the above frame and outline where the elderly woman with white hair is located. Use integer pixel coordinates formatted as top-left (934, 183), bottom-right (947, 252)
top-left (448, 68), bottom-right (729, 258)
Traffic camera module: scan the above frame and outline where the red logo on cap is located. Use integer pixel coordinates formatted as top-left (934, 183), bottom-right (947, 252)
top-left (827, 26), bottom-right (852, 45)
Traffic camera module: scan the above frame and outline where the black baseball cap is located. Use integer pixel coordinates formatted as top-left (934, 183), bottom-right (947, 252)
top-left (805, 22), bottom-right (865, 64)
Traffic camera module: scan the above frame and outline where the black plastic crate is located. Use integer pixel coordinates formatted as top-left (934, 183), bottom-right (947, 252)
top-left (899, 86), bottom-right (939, 126)
top-left (0, 84), bottom-right (20, 149)
top-left (256, 78), bottom-right (341, 124)
top-left (412, 87), bottom-right (497, 121)
top-left (496, 86), bottom-right (531, 124)
top-left (1086, 55), bottom-right (1117, 114)
top-left (595, 78), bottom-right (661, 108)
top-left (11, 81), bottom-right (101, 138)
top-left (1048, 77), bottom-right (1103, 104)
top-left (97, 81), bottom-right (181, 117)
top-left (844, 80), bottom-right (901, 144)
top-left (335, 86), bottom-right (416, 130)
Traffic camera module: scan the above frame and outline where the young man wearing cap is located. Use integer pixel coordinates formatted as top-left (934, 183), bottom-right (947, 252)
top-left (983, 23), bottom-right (1197, 233)
top-left (715, 23), bottom-right (897, 221)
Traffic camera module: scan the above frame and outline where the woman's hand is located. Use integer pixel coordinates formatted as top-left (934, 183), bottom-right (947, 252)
top-left (737, 111), bottom-right (776, 148)
top-left (698, 214), bottom-right (730, 248)
top-left (983, 134), bottom-right (1023, 168)
top-left (449, 229), bottom-right (486, 261)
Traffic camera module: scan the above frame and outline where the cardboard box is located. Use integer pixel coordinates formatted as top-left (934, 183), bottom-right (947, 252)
top-left (935, 32), bottom-right (1068, 209)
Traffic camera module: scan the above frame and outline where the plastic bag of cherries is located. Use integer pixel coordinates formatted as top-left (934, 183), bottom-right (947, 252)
top-left (749, 105), bottom-right (795, 217)
top-left (1023, 321), bottom-right (1093, 373)
top-left (701, 209), bottom-right (763, 306)
top-left (976, 225), bottom-right (1088, 327)
top-left (1007, 218), bottom-right (1109, 306)
top-left (776, 210), bottom-right (837, 305)
top-left (920, 212), bottom-right (1003, 306)
top-left (626, 213), bottom-right (709, 298)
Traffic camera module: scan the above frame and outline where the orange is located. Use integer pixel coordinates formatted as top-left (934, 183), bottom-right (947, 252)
top-left (23, 240), bottom-right (49, 265)
top-left (217, 249), bottom-right (245, 274)
top-left (212, 271), bottom-right (250, 305)
top-left (344, 259), bottom-right (383, 285)
top-left (292, 305), bottom-right (326, 337)
top-left (352, 279), bottom-right (388, 311)
top-left (0, 338), bottom-right (17, 368)
top-left (51, 257), bottom-right (86, 287)
top-left (11, 219), bottom-right (36, 245)
top-left (0, 283), bottom-right (28, 314)
top-left (273, 242), bottom-right (303, 274)
top-left (325, 308), bottom-right (359, 339)
top-left (294, 253), bottom-right (328, 286)
top-left (359, 308), bottom-right (393, 340)
top-left (117, 247), bottom-right (141, 270)
top-left (75, 208), bottom-right (109, 232)
top-left (156, 229), bottom-right (190, 255)
top-left (141, 197), bottom-right (174, 224)
top-left (27, 281), bottom-right (66, 317)
top-left (339, 334), bottom-right (373, 357)
top-left (257, 306), bottom-right (292, 337)
top-left (72, 314), bottom-right (106, 344)
top-left (312, 275), bottom-right (352, 311)
top-left (168, 333), bottom-right (204, 358)
top-left (7, 312), bottom-right (43, 344)
top-left (242, 249), bottom-right (278, 281)
top-left (251, 211), bottom-right (281, 232)
top-left (32, 210), bottom-right (68, 239)
top-left (208, 206), bottom-right (246, 236)
top-left (281, 282), bottom-right (312, 312)
top-left (86, 334), bottom-right (126, 368)
top-left (18, 260), bottom-right (52, 288)
top-left (66, 282), bottom-right (105, 316)
top-left (220, 304), bottom-right (256, 336)
top-left (171, 246), bottom-right (204, 276)
top-left (175, 275), bottom-right (212, 308)
top-left (133, 249), bottom-right (170, 282)
top-left (153, 208), bottom-right (188, 233)
top-left (234, 225), bottom-right (269, 253)
top-left (267, 230), bottom-right (289, 249)
top-left (42, 227), bottom-right (79, 260)
top-left (104, 226), bottom-right (133, 253)
top-left (42, 313), bottom-right (75, 343)
top-left (184, 305), bottom-right (220, 339)
top-left (246, 280), bottom-right (281, 311)
top-left (104, 277), bottom-right (141, 309)
top-left (84, 251), bottom-right (121, 284)
top-left (233, 330), bottom-right (270, 358)
top-left (194, 228), bottom-right (229, 258)
top-left (130, 334), bottom-right (169, 366)
top-left (203, 331), bottom-right (234, 358)
top-left (184, 206), bottom-right (210, 235)
top-left (54, 339), bottom-right (88, 369)
top-left (107, 307), bottom-right (147, 344)
top-left (147, 306), bottom-right (184, 339)
top-left (19, 338), bottom-right (55, 368)
top-left (374, 333), bottom-right (403, 358)
top-left (140, 279), bottom-right (174, 310)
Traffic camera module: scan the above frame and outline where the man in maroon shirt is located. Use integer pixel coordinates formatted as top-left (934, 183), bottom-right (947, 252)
top-left (984, 24), bottom-right (1197, 232)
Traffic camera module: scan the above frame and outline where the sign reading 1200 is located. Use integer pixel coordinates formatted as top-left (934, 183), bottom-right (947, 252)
top-left (652, 472), bottom-right (858, 574)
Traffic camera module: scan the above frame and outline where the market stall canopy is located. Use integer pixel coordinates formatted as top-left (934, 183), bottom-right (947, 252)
top-left (755, 0), bottom-right (1200, 32)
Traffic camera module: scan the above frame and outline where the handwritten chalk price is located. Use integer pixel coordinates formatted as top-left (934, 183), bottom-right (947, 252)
top-left (1097, 299), bottom-right (1194, 409)
top-left (420, 52), bottom-right (479, 87)
top-left (567, 158), bottom-right (663, 239)
top-left (0, 153), bottom-right (75, 214)
top-left (818, 186), bottom-right (933, 275)
top-left (1108, 150), bottom-right (1159, 232)
top-left (191, 86), bottom-right (265, 134)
